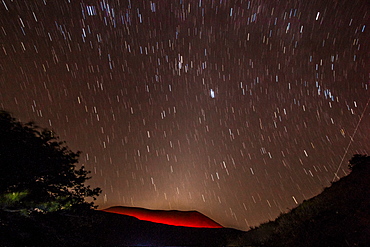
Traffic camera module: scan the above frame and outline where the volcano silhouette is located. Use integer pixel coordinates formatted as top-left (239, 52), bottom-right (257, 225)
top-left (101, 206), bottom-right (223, 228)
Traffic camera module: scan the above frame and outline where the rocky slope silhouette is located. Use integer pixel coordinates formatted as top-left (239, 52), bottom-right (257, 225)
top-left (232, 154), bottom-right (370, 246)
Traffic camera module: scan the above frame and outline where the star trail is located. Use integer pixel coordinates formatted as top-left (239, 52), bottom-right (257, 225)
top-left (0, 0), bottom-right (369, 230)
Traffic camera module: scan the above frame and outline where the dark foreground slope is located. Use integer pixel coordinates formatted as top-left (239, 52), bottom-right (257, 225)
top-left (0, 208), bottom-right (243, 246)
top-left (233, 154), bottom-right (370, 247)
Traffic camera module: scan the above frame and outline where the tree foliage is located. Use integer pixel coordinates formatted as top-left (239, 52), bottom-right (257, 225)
top-left (0, 110), bottom-right (101, 213)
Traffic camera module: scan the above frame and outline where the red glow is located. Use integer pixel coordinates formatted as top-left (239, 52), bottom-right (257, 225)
top-left (101, 206), bottom-right (223, 228)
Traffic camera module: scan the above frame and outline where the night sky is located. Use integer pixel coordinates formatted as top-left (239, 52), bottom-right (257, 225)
top-left (0, 0), bottom-right (369, 230)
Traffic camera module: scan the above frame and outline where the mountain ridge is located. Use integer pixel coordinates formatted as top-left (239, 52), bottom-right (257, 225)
top-left (101, 205), bottom-right (224, 228)
top-left (0, 205), bottom-right (243, 246)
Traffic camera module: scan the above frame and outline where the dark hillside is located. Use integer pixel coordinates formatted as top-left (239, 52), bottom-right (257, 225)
top-left (0, 208), bottom-right (243, 246)
top-left (233, 154), bottom-right (370, 246)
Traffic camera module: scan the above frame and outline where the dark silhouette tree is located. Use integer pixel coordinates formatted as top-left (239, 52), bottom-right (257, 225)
top-left (348, 154), bottom-right (370, 172)
top-left (0, 110), bottom-right (101, 213)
